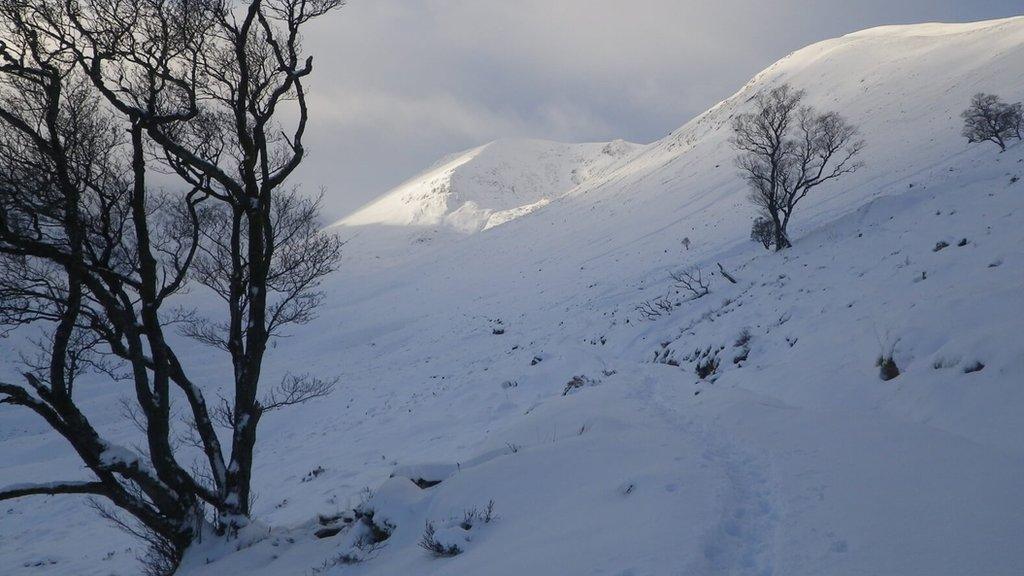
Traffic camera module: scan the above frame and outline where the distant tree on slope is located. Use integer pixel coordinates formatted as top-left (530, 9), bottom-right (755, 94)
top-left (961, 93), bottom-right (1023, 152)
top-left (731, 84), bottom-right (865, 250)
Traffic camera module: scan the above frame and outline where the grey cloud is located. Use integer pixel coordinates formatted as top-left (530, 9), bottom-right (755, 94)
top-left (296, 0), bottom-right (1022, 220)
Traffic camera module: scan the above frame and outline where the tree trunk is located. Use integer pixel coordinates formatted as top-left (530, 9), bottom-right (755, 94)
top-left (771, 212), bottom-right (791, 251)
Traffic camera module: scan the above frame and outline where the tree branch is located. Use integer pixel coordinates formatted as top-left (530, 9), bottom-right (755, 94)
top-left (0, 480), bottom-right (108, 501)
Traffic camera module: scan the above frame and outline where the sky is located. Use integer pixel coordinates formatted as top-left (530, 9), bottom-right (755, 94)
top-left (296, 0), bottom-right (1023, 221)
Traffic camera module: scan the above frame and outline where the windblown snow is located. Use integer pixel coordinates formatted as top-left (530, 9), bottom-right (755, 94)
top-left (2, 16), bottom-right (1023, 576)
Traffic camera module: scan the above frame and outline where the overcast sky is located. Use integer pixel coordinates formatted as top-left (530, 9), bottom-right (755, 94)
top-left (296, 1), bottom-right (1022, 221)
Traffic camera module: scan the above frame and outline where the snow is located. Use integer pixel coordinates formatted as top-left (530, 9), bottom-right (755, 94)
top-left (332, 138), bottom-right (641, 234)
top-left (2, 15), bottom-right (1024, 576)
top-left (98, 442), bottom-right (144, 469)
top-left (0, 481), bottom-right (95, 493)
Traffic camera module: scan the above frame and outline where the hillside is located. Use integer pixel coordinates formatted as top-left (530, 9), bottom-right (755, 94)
top-left (334, 138), bottom-right (641, 234)
top-left (1, 16), bottom-right (1023, 576)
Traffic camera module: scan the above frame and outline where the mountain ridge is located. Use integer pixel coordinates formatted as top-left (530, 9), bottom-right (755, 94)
top-left (332, 137), bottom-right (642, 233)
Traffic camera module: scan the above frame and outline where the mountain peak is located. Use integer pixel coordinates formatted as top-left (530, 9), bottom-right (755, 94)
top-left (332, 137), bottom-right (642, 234)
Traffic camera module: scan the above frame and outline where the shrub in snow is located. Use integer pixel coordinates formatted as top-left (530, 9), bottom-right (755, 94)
top-left (653, 344), bottom-right (679, 366)
top-left (961, 93), bottom-right (1023, 152)
top-left (876, 355), bottom-right (900, 381)
top-left (696, 355), bottom-right (720, 379)
top-left (461, 500), bottom-right (496, 527)
top-left (354, 509), bottom-right (393, 550)
top-left (750, 217), bottom-right (775, 250)
top-left (732, 348), bottom-right (750, 365)
top-left (490, 318), bottom-right (506, 334)
top-left (636, 294), bottom-right (675, 320)
top-left (963, 361), bottom-right (985, 374)
top-left (419, 501), bottom-right (496, 558)
top-left (420, 521), bottom-right (462, 557)
top-left (681, 344), bottom-right (724, 380)
top-left (731, 329), bottom-right (752, 365)
top-left (301, 466), bottom-right (327, 483)
top-left (310, 550), bottom-right (364, 574)
top-left (311, 492), bottom-right (393, 551)
top-left (933, 240), bottom-right (950, 252)
top-left (562, 374), bottom-right (600, 395)
top-left (671, 266), bottom-right (711, 300)
top-left (324, 552), bottom-right (362, 568)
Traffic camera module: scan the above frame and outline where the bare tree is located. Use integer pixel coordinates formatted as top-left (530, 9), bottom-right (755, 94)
top-left (0, 0), bottom-right (342, 569)
top-left (635, 294), bottom-right (675, 320)
top-left (670, 266), bottom-right (710, 300)
top-left (961, 93), bottom-right (1022, 151)
top-left (731, 84), bottom-right (865, 250)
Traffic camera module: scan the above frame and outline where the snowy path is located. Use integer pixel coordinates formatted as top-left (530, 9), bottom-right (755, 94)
top-left (648, 378), bottom-right (1024, 576)
top-left (628, 373), bottom-right (779, 576)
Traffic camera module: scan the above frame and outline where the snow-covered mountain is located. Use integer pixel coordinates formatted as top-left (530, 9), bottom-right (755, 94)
top-left (2, 16), bottom-right (1023, 576)
top-left (333, 138), bottom-right (640, 234)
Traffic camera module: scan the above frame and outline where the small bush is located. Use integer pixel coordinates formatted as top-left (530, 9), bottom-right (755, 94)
top-left (963, 361), bottom-right (985, 374)
top-left (671, 266), bottom-right (710, 300)
top-left (750, 217), bottom-right (775, 250)
top-left (732, 348), bottom-right (749, 365)
top-left (311, 552), bottom-right (362, 574)
top-left (347, 500), bottom-right (394, 553)
top-left (695, 355), bottom-right (720, 379)
top-left (301, 465), bottom-right (326, 483)
top-left (562, 374), bottom-right (599, 396)
top-left (333, 553), bottom-right (362, 565)
top-left (419, 521), bottom-right (462, 558)
top-left (877, 355), bottom-right (900, 381)
top-left (460, 500), bottom-right (496, 529)
top-left (636, 294), bottom-right (675, 320)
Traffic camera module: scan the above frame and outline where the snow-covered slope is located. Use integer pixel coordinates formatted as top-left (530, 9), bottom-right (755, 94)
top-left (334, 138), bottom-right (640, 234)
top-left (2, 16), bottom-right (1023, 576)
